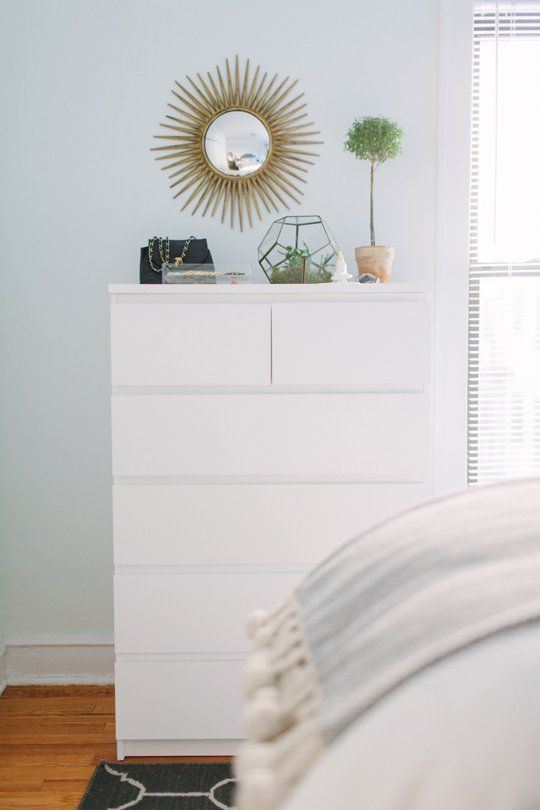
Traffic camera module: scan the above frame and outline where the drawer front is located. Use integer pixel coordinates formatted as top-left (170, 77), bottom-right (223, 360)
top-left (272, 301), bottom-right (430, 387)
top-left (111, 393), bottom-right (430, 478)
top-left (114, 483), bottom-right (432, 567)
top-left (111, 302), bottom-right (271, 386)
top-left (114, 572), bottom-right (302, 654)
top-left (115, 660), bottom-right (243, 739)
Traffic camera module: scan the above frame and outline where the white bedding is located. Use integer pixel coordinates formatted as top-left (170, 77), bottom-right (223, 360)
top-left (283, 622), bottom-right (540, 810)
top-left (238, 480), bottom-right (540, 810)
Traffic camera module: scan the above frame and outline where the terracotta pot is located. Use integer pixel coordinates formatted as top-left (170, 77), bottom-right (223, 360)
top-left (354, 245), bottom-right (395, 283)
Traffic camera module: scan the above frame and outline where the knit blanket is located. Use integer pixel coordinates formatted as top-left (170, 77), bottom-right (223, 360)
top-left (235, 479), bottom-right (540, 810)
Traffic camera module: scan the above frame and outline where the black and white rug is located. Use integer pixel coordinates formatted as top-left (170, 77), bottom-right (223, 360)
top-left (78, 762), bottom-right (236, 809)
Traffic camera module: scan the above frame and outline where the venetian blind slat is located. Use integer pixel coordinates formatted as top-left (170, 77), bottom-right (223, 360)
top-left (468, 2), bottom-right (540, 484)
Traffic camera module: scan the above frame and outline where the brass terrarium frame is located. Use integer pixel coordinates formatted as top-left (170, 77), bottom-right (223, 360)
top-left (152, 56), bottom-right (322, 231)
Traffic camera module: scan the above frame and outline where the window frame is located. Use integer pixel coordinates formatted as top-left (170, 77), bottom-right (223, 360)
top-left (434, 0), bottom-right (473, 494)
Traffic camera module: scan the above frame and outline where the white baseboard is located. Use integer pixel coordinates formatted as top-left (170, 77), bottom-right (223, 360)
top-left (3, 636), bottom-right (114, 686)
top-left (0, 636), bottom-right (6, 695)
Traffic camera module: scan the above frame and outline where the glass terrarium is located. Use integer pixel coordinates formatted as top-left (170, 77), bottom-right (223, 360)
top-left (258, 215), bottom-right (340, 284)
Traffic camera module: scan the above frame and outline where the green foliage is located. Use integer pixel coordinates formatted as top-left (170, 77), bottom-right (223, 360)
top-left (344, 116), bottom-right (403, 245)
top-left (344, 117), bottom-right (403, 166)
top-left (281, 245), bottom-right (310, 264)
top-left (270, 265), bottom-right (332, 284)
top-left (270, 244), bottom-right (333, 284)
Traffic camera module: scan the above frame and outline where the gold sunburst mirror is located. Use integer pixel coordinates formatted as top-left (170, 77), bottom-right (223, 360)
top-left (152, 56), bottom-right (322, 231)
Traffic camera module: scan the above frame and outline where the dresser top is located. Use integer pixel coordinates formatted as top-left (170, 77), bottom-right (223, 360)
top-left (109, 283), bottom-right (429, 299)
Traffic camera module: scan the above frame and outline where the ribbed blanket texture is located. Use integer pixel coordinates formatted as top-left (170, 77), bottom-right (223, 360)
top-left (236, 479), bottom-right (540, 810)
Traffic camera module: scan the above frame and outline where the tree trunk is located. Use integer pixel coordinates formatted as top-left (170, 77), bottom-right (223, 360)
top-left (370, 162), bottom-right (376, 246)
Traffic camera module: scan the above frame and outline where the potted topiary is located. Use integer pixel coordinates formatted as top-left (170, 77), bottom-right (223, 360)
top-left (344, 116), bottom-right (403, 282)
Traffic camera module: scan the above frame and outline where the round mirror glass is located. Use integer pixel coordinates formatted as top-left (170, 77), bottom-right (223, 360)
top-left (204, 111), bottom-right (270, 176)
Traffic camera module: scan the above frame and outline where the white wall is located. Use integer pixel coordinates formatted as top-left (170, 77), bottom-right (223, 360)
top-left (434, 0), bottom-right (472, 493)
top-left (0, 0), bottom-right (439, 645)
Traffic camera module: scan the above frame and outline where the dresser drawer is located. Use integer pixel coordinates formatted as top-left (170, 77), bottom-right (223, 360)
top-left (111, 393), bottom-right (430, 478)
top-left (113, 483), bottom-right (432, 567)
top-left (272, 301), bottom-right (430, 387)
top-left (114, 571), bottom-right (302, 654)
top-left (115, 660), bottom-right (243, 739)
top-left (111, 302), bottom-right (271, 386)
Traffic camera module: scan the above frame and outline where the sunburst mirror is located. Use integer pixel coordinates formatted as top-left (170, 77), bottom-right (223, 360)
top-left (152, 56), bottom-right (322, 231)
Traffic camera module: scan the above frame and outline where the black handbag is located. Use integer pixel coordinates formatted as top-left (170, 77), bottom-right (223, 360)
top-left (140, 236), bottom-right (213, 284)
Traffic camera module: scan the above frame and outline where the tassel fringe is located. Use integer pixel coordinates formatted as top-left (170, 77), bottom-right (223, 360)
top-left (238, 596), bottom-right (323, 810)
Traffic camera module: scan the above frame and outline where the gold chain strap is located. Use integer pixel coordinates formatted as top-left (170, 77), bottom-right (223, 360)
top-left (148, 236), bottom-right (195, 273)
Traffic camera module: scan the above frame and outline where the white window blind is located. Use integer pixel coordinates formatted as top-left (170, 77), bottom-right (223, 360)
top-left (468, 1), bottom-right (540, 484)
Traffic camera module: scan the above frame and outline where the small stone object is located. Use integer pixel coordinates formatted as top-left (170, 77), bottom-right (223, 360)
top-left (357, 273), bottom-right (379, 283)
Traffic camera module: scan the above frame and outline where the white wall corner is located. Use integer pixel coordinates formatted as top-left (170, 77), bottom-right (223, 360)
top-left (434, 0), bottom-right (473, 495)
top-left (4, 636), bottom-right (114, 686)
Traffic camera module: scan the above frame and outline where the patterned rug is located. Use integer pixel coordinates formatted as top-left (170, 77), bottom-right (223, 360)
top-left (78, 762), bottom-right (236, 809)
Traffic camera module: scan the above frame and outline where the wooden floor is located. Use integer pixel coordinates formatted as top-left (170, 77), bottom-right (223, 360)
top-left (0, 685), bottom-right (230, 809)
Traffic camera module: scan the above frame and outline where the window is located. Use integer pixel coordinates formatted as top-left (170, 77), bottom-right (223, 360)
top-left (468, 1), bottom-right (540, 484)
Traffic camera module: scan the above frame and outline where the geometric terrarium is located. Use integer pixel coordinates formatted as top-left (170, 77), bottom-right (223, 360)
top-left (258, 215), bottom-right (340, 283)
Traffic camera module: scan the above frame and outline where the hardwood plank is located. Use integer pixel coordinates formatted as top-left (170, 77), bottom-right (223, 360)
top-left (0, 753), bottom-right (96, 767)
top-left (0, 699), bottom-right (95, 717)
top-left (1, 716), bottom-right (107, 730)
top-left (91, 746), bottom-right (117, 764)
top-left (40, 780), bottom-right (90, 794)
top-left (1, 685), bottom-right (113, 699)
top-left (0, 733), bottom-right (112, 746)
top-left (0, 697), bottom-right (113, 717)
top-left (0, 766), bottom-right (94, 784)
top-left (0, 792), bottom-right (85, 807)
top-left (0, 776), bottom-right (44, 792)
top-left (0, 744), bottom-right (115, 757)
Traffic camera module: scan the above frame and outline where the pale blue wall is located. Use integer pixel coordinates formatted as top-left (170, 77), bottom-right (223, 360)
top-left (0, 0), bottom-right (439, 641)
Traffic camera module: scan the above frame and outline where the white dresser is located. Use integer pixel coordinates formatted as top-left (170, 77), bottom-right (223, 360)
top-left (109, 282), bottom-right (432, 759)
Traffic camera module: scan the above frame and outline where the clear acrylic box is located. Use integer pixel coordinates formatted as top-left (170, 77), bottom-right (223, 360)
top-left (162, 263), bottom-right (251, 285)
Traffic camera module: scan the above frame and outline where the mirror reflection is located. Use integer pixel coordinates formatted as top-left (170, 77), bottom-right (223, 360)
top-left (204, 111), bottom-right (270, 176)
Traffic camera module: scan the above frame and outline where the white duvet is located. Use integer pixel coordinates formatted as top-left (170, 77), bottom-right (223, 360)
top-left (283, 622), bottom-right (540, 810)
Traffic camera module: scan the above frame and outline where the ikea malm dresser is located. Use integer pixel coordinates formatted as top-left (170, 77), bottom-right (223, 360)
top-left (109, 282), bottom-right (432, 758)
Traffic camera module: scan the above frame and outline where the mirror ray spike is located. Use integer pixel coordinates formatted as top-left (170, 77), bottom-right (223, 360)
top-left (152, 56), bottom-right (322, 230)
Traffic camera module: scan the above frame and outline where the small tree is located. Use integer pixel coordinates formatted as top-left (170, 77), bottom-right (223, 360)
top-left (344, 117), bottom-right (403, 246)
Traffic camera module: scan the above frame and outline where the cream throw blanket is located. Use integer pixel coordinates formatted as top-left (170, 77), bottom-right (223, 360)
top-left (235, 479), bottom-right (540, 810)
